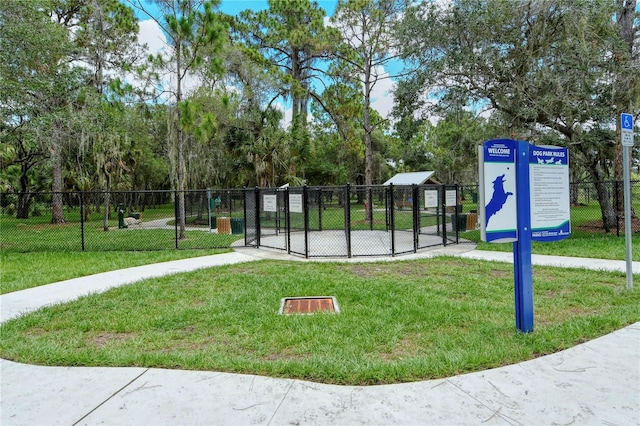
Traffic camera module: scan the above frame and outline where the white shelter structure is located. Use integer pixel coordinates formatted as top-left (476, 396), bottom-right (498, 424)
top-left (383, 171), bottom-right (439, 185)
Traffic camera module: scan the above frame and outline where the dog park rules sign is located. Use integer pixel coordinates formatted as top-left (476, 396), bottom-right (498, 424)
top-left (478, 139), bottom-right (517, 243)
top-left (529, 145), bottom-right (571, 242)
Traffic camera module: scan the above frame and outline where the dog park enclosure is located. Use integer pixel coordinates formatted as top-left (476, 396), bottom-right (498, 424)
top-left (1, 181), bottom-right (635, 253)
top-left (244, 184), bottom-right (468, 258)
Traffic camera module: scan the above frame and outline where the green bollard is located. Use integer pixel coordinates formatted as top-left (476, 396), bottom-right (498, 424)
top-left (118, 203), bottom-right (127, 229)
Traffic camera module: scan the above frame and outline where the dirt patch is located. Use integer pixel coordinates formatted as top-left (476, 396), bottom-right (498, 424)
top-left (490, 269), bottom-right (511, 278)
top-left (350, 265), bottom-right (385, 278)
top-left (262, 349), bottom-right (305, 362)
top-left (88, 332), bottom-right (136, 348)
top-left (577, 217), bottom-right (640, 234)
top-left (26, 327), bottom-right (48, 337)
top-left (380, 335), bottom-right (423, 361)
top-left (18, 222), bottom-right (76, 231)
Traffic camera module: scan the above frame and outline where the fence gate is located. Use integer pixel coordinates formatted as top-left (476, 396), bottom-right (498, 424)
top-left (244, 189), bottom-right (258, 247)
top-left (416, 185), bottom-right (448, 250)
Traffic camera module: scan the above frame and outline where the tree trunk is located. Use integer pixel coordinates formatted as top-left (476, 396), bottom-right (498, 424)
top-left (363, 64), bottom-right (374, 222)
top-left (177, 134), bottom-right (187, 239)
top-left (101, 162), bottom-right (112, 231)
top-left (16, 192), bottom-right (31, 219)
top-left (175, 41), bottom-right (187, 240)
top-left (50, 137), bottom-right (65, 224)
top-left (587, 160), bottom-right (617, 232)
top-left (103, 191), bottom-right (111, 231)
top-left (614, 0), bottom-right (637, 219)
top-left (594, 181), bottom-right (617, 233)
top-left (16, 162), bottom-right (32, 219)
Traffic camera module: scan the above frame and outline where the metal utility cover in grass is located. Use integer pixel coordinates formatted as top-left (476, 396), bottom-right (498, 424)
top-left (280, 296), bottom-right (340, 315)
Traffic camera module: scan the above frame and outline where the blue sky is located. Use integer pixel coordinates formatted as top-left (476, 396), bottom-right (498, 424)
top-left (132, 1), bottom-right (338, 22)
top-left (217, 0), bottom-right (338, 16)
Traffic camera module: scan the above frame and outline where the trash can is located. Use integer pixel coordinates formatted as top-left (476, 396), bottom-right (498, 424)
top-left (454, 214), bottom-right (467, 232)
top-left (210, 215), bottom-right (217, 229)
top-left (231, 218), bottom-right (244, 234)
top-left (466, 213), bottom-right (477, 230)
top-left (217, 217), bottom-right (231, 234)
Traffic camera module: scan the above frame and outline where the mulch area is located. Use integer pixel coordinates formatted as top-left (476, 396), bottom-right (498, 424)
top-left (576, 217), bottom-right (640, 234)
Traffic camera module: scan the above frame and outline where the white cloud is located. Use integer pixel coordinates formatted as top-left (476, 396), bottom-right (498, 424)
top-left (133, 19), bottom-right (212, 103)
top-left (135, 18), bottom-right (296, 126)
top-left (369, 65), bottom-right (396, 121)
top-left (273, 103), bottom-right (293, 129)
top-left (138, 19), bottom-right (166, 54)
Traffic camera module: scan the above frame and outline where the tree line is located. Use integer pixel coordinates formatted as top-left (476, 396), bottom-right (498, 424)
top-left (1, 0), bottom-right (637, 236)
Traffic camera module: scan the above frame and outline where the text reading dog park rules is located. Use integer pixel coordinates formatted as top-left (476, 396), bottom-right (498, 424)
top-left (479, 139), bottom-right (517, 243)
top-left (529, 145), bottom-right (571, 242)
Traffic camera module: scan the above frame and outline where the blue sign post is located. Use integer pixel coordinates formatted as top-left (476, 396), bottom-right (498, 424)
top-left (513, 141), bottom-right (534, 333)
top-left (479, 139), bottom-right (570, 333)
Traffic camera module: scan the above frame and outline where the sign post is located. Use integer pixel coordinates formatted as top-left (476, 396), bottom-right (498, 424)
top-left (479, 139), bottom-right (570, 333)
top-left (621, 113), bottom-right (634, 290)
top-left (513, 141), bottom-right (534, 333)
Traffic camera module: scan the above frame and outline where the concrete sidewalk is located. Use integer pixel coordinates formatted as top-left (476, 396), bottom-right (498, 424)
top-left (1, 247), bottom-right (639, 425)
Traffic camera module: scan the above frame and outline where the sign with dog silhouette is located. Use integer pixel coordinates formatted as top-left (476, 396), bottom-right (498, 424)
top-left (479, 140), bottom-right (570, 243)
top-left (479, 139), bottom-right (517, 243)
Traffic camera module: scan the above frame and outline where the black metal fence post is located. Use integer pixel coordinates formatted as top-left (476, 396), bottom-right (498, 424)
top-left (615, 180), bottom-right (620, 237)
top-left (454, 184), bottom-right (460, 244)
top-left (254, 187), bottom-right (261, 248)
top-left (345, 183), bottom-right (351, 258)
top-left (174, 190), bottom-right (179, 249)
top-left (285, 186), bottom-right (291, 254)
top-left (389, 183), bottom-right (396, 256)
top-left (368, 186), bottom-right (373, 231)
top-left (441, 186), bottom-right (447, 246)
top-left (412, 184), bottom-right (419, 253)
top-left (384, 186), bottom-right (389, 231)
top-left (318, 187), bottom-right (323, 231)
top-left (303, 185), bottom-right (309, 258)
top-left (80, 191), bottom-right (85, 251)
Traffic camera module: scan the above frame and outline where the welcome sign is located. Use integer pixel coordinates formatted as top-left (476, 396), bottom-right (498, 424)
top-left (478, 139), bottom-right (518, 243)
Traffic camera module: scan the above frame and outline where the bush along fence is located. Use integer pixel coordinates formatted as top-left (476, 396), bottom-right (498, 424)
top-left (0, 181), bottom-right (637, 254)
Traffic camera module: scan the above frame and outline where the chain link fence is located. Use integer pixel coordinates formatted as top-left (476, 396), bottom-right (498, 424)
top-left (1, 181), bottom-right (637, 254)
top-left (244, 184), bottom-right (470, 258)
top-left (459, 180), bottom-right (640, 237)
top-left (0, 189), bottom-right (245, 253)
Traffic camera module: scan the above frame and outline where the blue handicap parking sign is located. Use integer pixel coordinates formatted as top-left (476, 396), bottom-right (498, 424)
top-left (621, 113), bottom-right (633, 130)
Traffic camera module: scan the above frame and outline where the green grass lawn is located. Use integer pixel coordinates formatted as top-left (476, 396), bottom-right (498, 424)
top-left (0, 250), bottom-right (230, 294)
top-left (0, 202), bottom-right (245, 253)
top-left (462, 229), bottom-right (640, 261)
top-left (1, 258), bottom-right (637, 385)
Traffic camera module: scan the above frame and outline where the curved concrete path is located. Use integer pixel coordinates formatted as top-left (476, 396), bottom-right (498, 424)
top-left (1, 247), bottom-right (639, 425)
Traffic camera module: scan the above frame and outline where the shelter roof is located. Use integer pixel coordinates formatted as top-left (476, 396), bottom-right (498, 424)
top-left (383, 171), bottom-right (438, 185)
